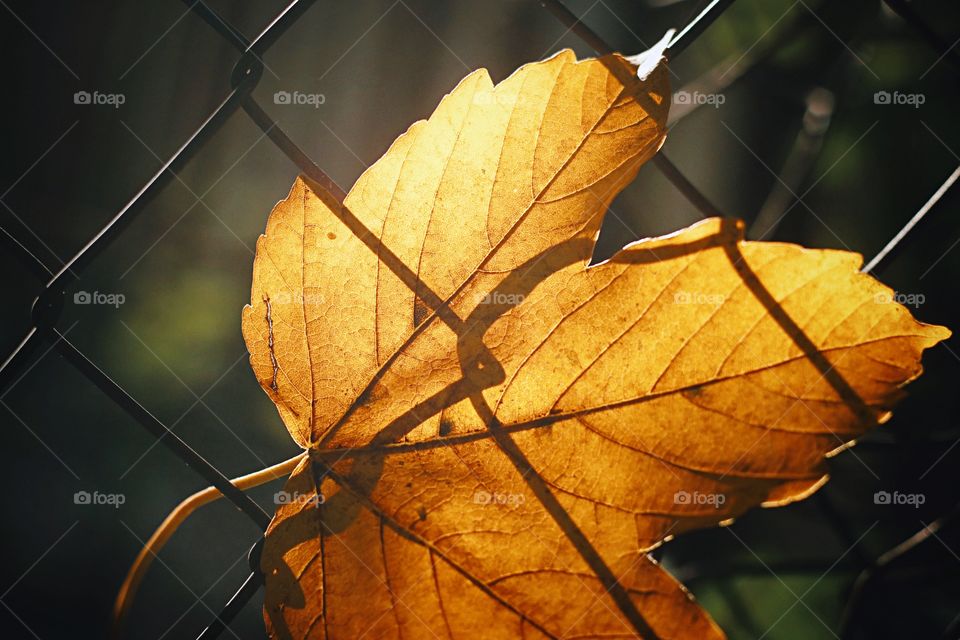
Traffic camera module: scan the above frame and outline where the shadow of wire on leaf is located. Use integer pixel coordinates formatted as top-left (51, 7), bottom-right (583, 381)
top-left (260, 209), bottom-right (729, 639)
top-left (257, 192), bottom-right (927, 639)
top-left (245, 44), bottom-right (946, 640)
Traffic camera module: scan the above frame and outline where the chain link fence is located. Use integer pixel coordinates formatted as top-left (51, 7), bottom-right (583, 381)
top-left (1, 0), bottom-right (957, 638)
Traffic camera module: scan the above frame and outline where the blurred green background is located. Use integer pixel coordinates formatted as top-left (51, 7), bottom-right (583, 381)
top-left (1, 0), bottom-right (958, 638)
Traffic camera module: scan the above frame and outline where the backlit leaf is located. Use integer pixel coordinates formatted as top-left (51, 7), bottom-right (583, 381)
top-left (242, 45), bottom-right (948, 639)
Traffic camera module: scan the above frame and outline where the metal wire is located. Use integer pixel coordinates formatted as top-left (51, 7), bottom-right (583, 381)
top-left (538, 0), bottom-right (735, 216)
top-left (0, 0), bottom-right (955, 637)
top-left (863, 165), bottom-right (960, 274)
top-left (0, 1), bottom-right (317, 530)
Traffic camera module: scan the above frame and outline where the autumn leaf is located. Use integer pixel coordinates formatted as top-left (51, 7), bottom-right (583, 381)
top-left (241, 44), bottom-right (949, 640)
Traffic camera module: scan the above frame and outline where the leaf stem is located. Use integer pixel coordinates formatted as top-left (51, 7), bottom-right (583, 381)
top-left (112, 452), bottom-right (305, 637)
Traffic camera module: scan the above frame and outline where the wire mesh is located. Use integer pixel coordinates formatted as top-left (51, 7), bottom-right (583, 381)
top-left (0, 0), bottom-right (956, 637)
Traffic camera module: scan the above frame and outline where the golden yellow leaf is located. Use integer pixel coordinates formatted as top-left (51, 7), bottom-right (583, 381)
top-left (242, 47), bottom-right (948, 640)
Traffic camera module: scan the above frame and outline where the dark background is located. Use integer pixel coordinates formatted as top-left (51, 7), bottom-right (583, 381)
top-left (1, 0), bottom-right (958, 638)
